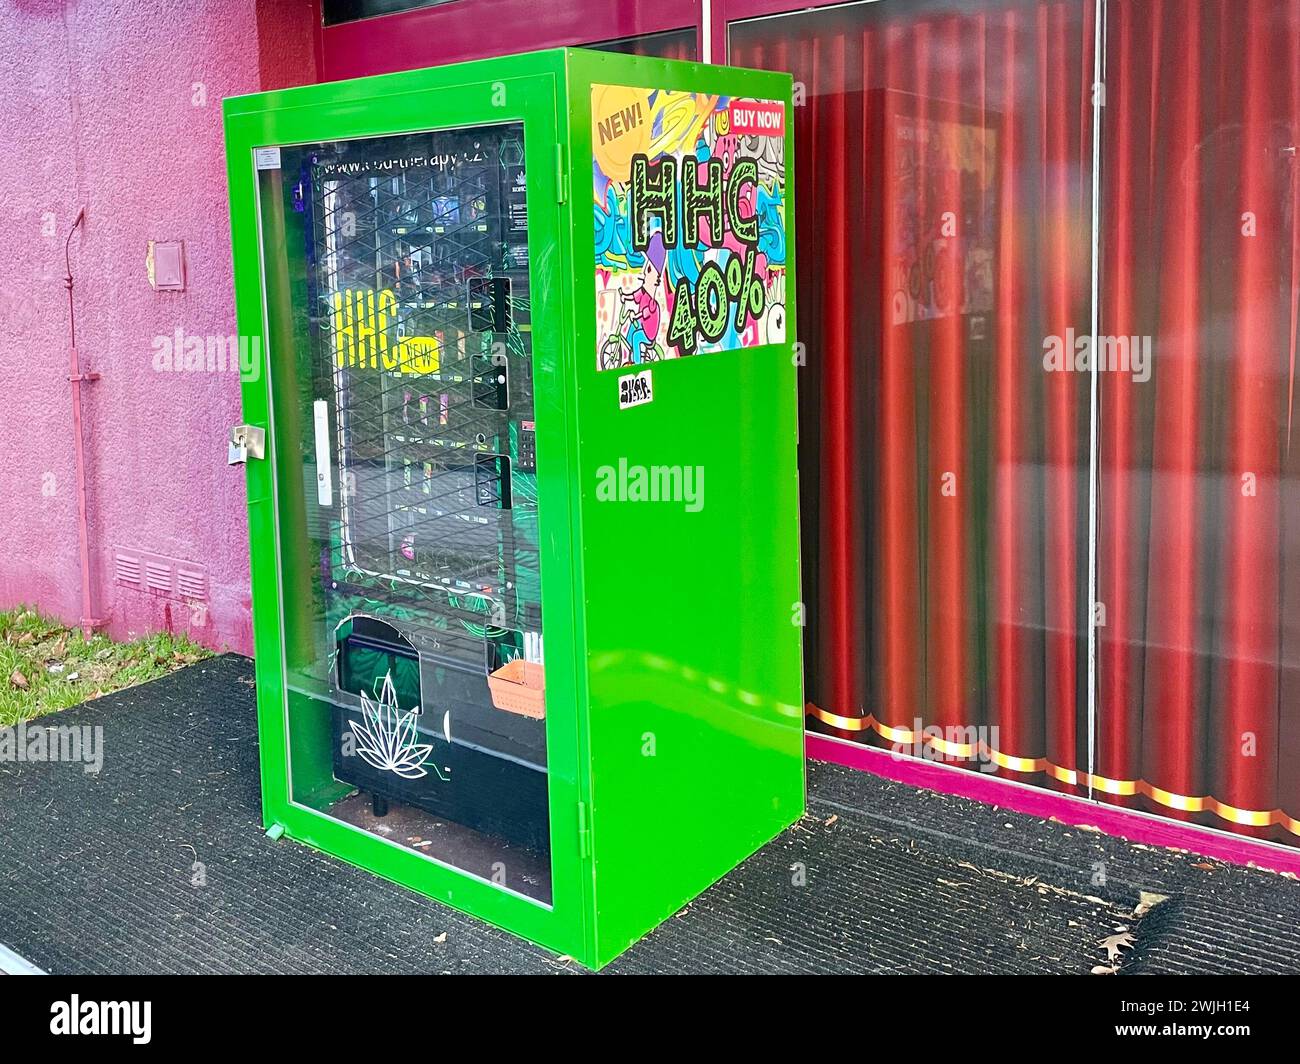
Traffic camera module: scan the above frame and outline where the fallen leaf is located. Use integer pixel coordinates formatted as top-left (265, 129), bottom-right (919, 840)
top-left (823, 814), bottom-right (838, 828)
top-left (433, 932), bottom-right (447, 944)
top-left (1100, 931), bottom-right (1135, 962)
top-left (9, 668), bottom-right (28, 689)
top-left (1133, 890), bottom-right (1170, 917)
top-left (1191, 862), bottom-right (1215, 871)
top-left (1091, 964), bottom-right (1118, 975)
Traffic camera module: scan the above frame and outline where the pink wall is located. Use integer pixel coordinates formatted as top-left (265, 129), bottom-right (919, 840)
top-left (0, 0), bottom-right (693, 655)
top-left (0, 0), bottom-right (315, 654)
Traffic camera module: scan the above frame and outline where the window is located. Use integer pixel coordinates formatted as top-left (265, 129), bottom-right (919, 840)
top-left (734, 0), bottom-right (1300, 850)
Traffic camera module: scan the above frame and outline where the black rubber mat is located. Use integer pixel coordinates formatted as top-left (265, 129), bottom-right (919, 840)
top-left (807, 760), bottom-right (1300, 975)
top-left (1, 654), bottom-right (1297, 974)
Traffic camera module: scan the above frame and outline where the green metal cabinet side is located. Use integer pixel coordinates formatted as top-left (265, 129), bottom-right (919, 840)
top-left (557, 50), bottom-right (805, 965)
top-left (221, 51), bottom-right (602, 966)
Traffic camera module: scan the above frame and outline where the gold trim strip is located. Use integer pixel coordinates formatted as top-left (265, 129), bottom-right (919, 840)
top-left (806, 703), bottom-right (1300, 838)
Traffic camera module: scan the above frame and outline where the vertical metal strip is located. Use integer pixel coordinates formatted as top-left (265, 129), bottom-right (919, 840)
top-left (1086, 0), bottom-right (1108, 800)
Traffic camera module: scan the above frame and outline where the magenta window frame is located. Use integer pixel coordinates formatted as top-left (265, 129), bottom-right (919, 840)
top-left (315, 0), bottom-right (703, 79)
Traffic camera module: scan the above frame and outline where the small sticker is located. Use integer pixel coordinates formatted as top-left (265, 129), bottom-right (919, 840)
top-left (254, 147), bottom-right (282, 170)
top-left (618, 369), bottom-right (653, 409)
top-left (313, 399), bottom-right (333, 506)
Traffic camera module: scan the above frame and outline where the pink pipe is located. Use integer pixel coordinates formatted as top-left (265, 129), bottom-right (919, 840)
top-left (63, 210), bottom-right (102, 639)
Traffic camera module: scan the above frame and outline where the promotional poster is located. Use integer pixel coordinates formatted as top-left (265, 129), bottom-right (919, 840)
top-left (592, 85), bottom-right (788, 369)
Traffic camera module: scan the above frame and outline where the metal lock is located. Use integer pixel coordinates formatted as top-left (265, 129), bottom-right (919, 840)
top-left (228, 424), bottom-right (266, 465)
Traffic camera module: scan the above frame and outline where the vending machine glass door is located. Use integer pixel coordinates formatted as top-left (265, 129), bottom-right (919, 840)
top-left (253, 119), bottom-right (556, 905)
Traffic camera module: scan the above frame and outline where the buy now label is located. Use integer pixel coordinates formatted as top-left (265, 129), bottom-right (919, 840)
top-left (727, 101), bottom-right (785, 136)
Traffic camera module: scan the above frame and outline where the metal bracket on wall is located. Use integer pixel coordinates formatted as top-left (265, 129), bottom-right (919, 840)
top-left (228, 424), bottom-right (266, 465)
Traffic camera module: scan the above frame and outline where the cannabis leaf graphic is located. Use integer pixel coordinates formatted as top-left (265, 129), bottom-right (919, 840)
top-left (349, 672), bottom-right (442, 780)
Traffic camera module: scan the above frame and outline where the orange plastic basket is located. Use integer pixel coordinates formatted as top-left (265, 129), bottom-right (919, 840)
top-left (487, 659), bottom-right (546, 719)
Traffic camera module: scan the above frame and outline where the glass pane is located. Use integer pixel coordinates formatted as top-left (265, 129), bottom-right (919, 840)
top-left (1095, 0), bottom-right (1300, 848)
top-left (732, 1), bottom-right (1095, 793)
top-left (323, 0), bottom-right (452, 26)
top-left (255, 123), bottom-right (553, 902)
top-left (589, 28), bottom-right (698, 62)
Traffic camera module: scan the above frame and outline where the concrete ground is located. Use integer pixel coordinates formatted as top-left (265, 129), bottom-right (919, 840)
top-left (1, 654), bottom-right (1297, 974)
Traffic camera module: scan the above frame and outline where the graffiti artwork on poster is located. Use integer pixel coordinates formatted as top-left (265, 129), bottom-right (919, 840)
top-left (886, 92), bottom-right (998, 327)
top-left (592, 85), bottom-right (787, 370)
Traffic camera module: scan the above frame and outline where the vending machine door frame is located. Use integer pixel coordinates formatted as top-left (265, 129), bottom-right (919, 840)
top-left (224, 57), bottom-right (592, 962)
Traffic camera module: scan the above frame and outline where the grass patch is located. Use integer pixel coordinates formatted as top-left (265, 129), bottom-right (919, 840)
top-left (0, 607), bottom-right (211, 727)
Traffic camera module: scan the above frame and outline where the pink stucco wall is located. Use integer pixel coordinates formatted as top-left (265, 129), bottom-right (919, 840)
top-left (0, 1), bottom-right (316, 654)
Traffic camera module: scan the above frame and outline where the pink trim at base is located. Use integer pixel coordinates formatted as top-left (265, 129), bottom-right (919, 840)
top-left (808, 734), bottom-right (1300, 879)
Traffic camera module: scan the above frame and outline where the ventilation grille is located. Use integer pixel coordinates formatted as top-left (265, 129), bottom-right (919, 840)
top-left (113, 548), bottom-right (209, 603)
top-left (113, 552), bottom-right (142, 588)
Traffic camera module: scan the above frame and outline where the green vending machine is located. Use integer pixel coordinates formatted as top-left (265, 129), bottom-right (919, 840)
top-left (223, 47), bottom-right (801, 969)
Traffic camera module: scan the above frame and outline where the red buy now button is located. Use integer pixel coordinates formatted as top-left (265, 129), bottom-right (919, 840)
top-left (728, 101), bottom-right (785, 136)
